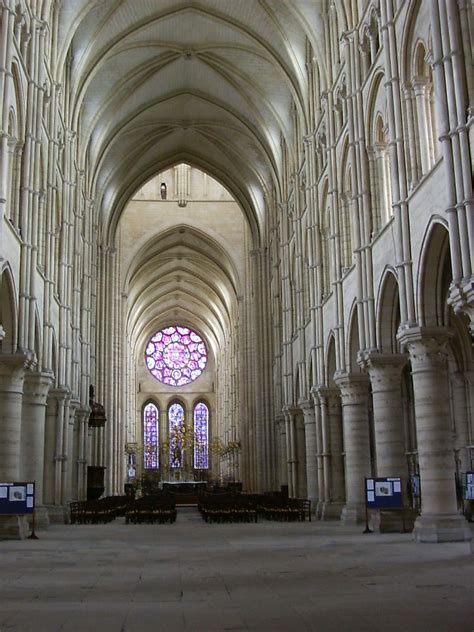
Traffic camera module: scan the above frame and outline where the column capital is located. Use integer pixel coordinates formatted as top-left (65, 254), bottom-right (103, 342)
top-left (359, 351), bottom-right (408, 391)
top-left (282, 405), bottom-right (299, 420)
top-left (334, 372), bottom-right (369, 402)
top-left (297, 399), bottom-right (315, 423)
top-left (23, 370), bottom-right (53, 405)
top-left (314, 385), bottom-right (340, 403)
top-left (448, 278), bottom-right (474, 335)
top-left (0, 352), bottom-right (35, 387)
top-left (76, 407), bottom-right (90, 424)
top-left (397, 326), bottom-right (453, 370)
top-left (47, 387), bottom-right (70, 402)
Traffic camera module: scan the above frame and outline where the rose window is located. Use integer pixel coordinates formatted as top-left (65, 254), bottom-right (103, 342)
top-left (145, 325), bottom-right (207, 386)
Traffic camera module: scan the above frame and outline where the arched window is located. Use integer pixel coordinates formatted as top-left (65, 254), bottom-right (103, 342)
top-left (169, 402), bottom-right (185, 468)
top-left (143, 402), bottom-right (159, 469)
top-left (193, 402), bottom-right (209, 469)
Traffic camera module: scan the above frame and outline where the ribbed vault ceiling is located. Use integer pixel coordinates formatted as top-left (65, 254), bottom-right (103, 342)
top-left (55, 0), bottom-right (329, 243)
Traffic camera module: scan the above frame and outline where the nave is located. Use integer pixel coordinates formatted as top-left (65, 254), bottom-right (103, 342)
top-left (0, 0), bottom-right (473, 550)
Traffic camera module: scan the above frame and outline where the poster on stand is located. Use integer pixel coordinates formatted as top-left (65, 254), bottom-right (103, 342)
top-left (365, 477), bottom-right (403, 509)
top-left (0, 482), bottom-right (35, 515)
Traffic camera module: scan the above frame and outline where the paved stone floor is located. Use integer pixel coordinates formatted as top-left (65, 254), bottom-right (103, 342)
top-left (0, 508), bottom-right (473, 632)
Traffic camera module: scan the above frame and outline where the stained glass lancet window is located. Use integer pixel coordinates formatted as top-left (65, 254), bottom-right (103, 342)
top-left (143, 402), bottom-right (159, 469)
top-left (193, 402), bottom-right (209, 469)
top-left (145, 325), bottom-right (207, 386)
top-left (169, 402), bottom-right (185, 468)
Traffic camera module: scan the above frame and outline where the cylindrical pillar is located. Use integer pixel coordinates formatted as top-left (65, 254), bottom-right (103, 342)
top-left (20, 371), bottom-right (52, 528)
top-left (295, 412), bottom-right (307, 498)
top-left (0, 353), bottom-right (31, 538)
top-left (319, 387), bottom-right (345, 519)
top-left (0, 354), bottom-right (30, 480)
top-left (400, 327), bottom-right (471, 542)
top-left (300, 401), bottom-right (318, 509)
top-left (335, 373), bottom-right (371, 524)
top-left (365, 354), bottom-right (409, 481)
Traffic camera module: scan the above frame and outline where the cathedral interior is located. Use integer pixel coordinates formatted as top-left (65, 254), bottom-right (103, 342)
top-left (0, 0), bottom-right (474, 632)
top-left (0, 0), bottom-right (473, 626)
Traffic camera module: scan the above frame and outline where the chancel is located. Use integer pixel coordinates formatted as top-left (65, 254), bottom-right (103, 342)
top-left (0, 0), bottom-right (473, 628)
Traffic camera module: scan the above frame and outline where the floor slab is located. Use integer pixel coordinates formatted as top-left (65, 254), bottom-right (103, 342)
top-left (0, 509), bottom-right (472, 631)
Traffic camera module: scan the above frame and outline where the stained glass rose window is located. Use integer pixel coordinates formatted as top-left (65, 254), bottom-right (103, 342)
top-left (145, 325), bottom-right (207, 386)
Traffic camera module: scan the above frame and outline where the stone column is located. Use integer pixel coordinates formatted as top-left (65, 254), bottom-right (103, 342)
top-left (335, 373), bottom-right (372, 524)
top-left (0, 353), bottom-right (32, 539)
top-left (43, 388), bottom-right (68, 523)
top-left (20, 371), bottom-right (52, 528)
top-left (364, 354), bottom-right (409, 479)
top-left (450, 371), bottom-right (472, 475)
top-left (0, 354), bottom-right (31, 479)
top-left (319, 387), bottom-right (345, 520)
top-left (295, 413), bottom-right (307, 498)
top-left (399, 327), bottom-right (471, 542)
top-left (284, 408), bottom-right (297, 497)
top-left (316, 389), bottom-right (330, 508)
top-left (75, 409), bottom-right (90, 501)
top-left (299, 400), bottom-right (318, 509)
top-left (277, 414), bottom-right (288, 490)
top-left (364, 353), bottom-right (412, 531)
top-left (62, 399), bottom-right (79, 510)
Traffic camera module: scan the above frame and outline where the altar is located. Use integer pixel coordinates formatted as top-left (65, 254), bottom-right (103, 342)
top-left (162, 481), bottom-right (208, 504)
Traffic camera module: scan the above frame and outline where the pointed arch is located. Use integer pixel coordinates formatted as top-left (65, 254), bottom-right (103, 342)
top-left (143, 400), bottom-right (160, 469)
top-left (193, 400), bottom-right (210, 469)
top-left (346, 300), bottom-right (361, 373)
top-left (168, 400), bottom-right (186, 468)
top-left (376, 267), bottom-right (401, 353)
top-left (0, 265), bottom-right (18, 354)
top-left (325, 333), bottom-right (338, 386)
top-left (417, 218), bottom-right (450, 327)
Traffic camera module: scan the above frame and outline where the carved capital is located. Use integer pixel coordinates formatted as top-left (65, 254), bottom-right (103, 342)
top-left (334, 372), bottom-right (369, 403)
top-left (359, 351), bottom-right (408, 392)
top-left (397, 326), bottom-right (453, 372)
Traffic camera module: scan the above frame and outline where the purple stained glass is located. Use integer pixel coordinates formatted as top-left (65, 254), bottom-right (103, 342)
top-left (145, 325), bottom-right (207, 386)
top-left (194, 402), bottom-right (209, 469)
top-left (143, 402), bottom-right (159, 469)
top-left (169, 402), bottom-right (185, 468)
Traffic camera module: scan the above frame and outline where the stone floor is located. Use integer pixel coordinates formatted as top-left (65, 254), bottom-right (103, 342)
top-left (0, 508), bottom-right (473, 632)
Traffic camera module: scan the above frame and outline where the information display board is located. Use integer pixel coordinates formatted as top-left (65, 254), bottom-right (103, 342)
top-left (365, 477), bottom-right (403, 509)
top-left (0, 482), bottom-right (35, 515)
top-left (465, 472), bottom-right (474, 500)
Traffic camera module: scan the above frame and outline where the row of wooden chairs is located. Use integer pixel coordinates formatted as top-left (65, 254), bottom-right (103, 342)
top-left (125, 496), bottom-right (177, 524)
top-left (198, 493), bottom-right (311, 524)
top-left (258, 497), bottom-right (311, 522)
top-left (198, 494), bottom-right (258, 523)
top-left (70, 496), bottom-right (130, 524)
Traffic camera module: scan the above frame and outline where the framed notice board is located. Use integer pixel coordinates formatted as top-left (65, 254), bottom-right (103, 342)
top-left (365, 477), bottom-right (403, 509)
top-left (0, 482), bottom-right (35, 515)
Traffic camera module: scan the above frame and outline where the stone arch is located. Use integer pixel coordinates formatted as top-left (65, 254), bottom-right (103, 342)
top-left (51, 334), bottom-right (58, 386)
top-left (34, 307), bottom-right (42, 367)
top-left (0, 265), bottom-right (18, 354)
top-left (346, 300), bottom-right (362, 374)
top-left (320, 179), bottom-right (331, 298)
top-left (366, 71), bottom-right (392, 232)
top-left (306, 352), bottom-right (314, 392)
top-left (376, 267), bottom-right (401, 353)
top-left (417, 218), bottom-right (450, 328)
top-left (339, 137), bottom-right (353, 270)
top-left (142, 399), bottom-right (160, 470)
top-left (325, 333), bottom-right (337, 386)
